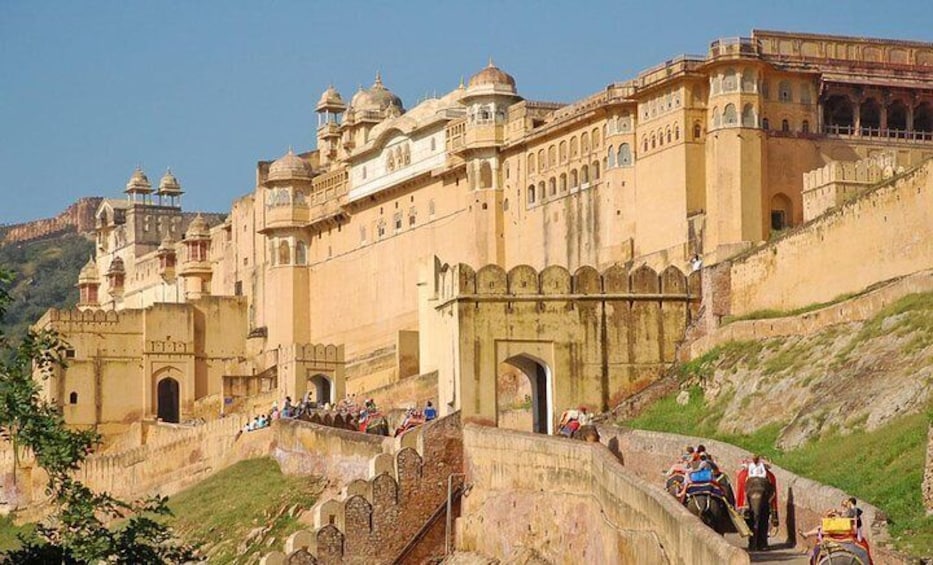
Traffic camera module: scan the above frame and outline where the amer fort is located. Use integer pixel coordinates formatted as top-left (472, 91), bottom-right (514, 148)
top-left (3, 29), bottom-right (933, 564)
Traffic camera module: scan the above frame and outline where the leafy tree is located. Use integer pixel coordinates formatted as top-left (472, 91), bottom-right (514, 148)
top-left (0, 267), bottom-right (196, 564)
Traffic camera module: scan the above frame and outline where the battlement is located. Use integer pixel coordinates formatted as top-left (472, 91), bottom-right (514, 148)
top-left (434, 262), bottom-right (697, 305)
top-left (261, 412), bottom-right (462, 565)
top-left (802, 152), bottom-right (902, 221)
top-left (1, 197), bottom-right (102, 246)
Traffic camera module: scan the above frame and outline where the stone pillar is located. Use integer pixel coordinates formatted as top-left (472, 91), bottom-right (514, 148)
top-left (854, 99), bottom-right (862, 135)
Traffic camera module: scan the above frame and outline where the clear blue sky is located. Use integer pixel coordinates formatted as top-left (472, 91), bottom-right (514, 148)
top-left (1, 1), bottom-right (930, 224)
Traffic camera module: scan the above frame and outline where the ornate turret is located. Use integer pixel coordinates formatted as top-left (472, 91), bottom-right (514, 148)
top-left (106, 256), bottom-right (125, 297)
top-left (267, 149), bottom-right (313, 184)
top-left (76, 257), bottom-right (100, 309)
top-left (157, 169), bottom-right (184, 207)
top-left (317, 85), bottom-right (347, 165)
top-left (157, 232), bottom-right (177, 281)
top-left (124, 167), bottom-right (153, 203)
top-left (180, 214), bottom-right (212, 300)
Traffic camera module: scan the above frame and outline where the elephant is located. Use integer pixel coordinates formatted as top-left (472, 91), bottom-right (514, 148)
top-left (571, 424), bottom-right (600, 443)
top-left (359, 414), bottom-right (389, 436)
top-left (685, 490), bottom-right (735, 535)
top-left (811, 539), bottom-right (871, 564)
top-left (744, 476), bottom-right (775, 551)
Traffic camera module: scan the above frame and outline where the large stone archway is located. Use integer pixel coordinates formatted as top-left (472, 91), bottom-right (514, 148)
top-left (422, 261), bottom-right (699, 428)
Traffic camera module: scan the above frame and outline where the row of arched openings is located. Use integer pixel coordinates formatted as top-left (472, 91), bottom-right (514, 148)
top-left (823, 96), bottom-right (933, 137)
top-left (527, 128), bottom-right (602, 174)
top-left (526, 162), bottom-right (600, 204)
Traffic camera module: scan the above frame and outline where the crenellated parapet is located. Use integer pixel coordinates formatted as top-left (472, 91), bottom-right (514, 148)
top-left (434, 261), bottom-right (699, 304)
top-left (260, 412), bottom-right (463, 565)
top-left (802, 152), bottom-right (903, 221)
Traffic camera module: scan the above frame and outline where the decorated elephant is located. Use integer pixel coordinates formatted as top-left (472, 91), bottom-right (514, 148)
top-left (358, 412), bottom-right (389, 436)
top-left (744, 476), bottom-right (776, 551)
top-left (811, 538), bottom-right (871, 564)
top-left (571, 424), bottom-right (600, 443)
top-left (685, 489), bottom-right (735, 535)
top-left (735, 464), bottom-right (779, 551)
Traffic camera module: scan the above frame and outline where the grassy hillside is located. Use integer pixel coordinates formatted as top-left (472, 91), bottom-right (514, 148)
top-left (0, 233), bottom-right (93, 346)
top-left (621, 292), bottom-right (933, 557)
top-left (166, 458), bottom-right (324, 563)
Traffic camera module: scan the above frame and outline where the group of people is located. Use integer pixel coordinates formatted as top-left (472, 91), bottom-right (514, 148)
top-left (394, 401), bottom-right (438, 436)
top-left (557, 406), bottom-right (592, 437)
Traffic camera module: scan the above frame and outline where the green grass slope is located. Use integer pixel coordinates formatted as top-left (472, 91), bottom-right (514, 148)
top-left (166, 458), bottom-right (323, 564)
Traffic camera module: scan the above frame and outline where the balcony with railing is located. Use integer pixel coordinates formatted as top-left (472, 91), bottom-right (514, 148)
top-left (708, 37), bottom-right (761, 58)
top-left (822, 124), bottom-right (933, 142)
top-left (445, 118), bottom-right (466, 152)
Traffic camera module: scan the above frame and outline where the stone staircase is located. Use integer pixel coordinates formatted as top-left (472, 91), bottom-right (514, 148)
top-left (260, 412), bottom-right (463, 565)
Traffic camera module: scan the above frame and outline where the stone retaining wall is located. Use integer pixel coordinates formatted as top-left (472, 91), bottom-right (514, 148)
top-left (457, 424), bottom-right (748, 565)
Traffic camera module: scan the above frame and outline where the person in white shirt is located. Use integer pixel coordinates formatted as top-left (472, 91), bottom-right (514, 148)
top-left (747, 454), bottom-right (769, 478)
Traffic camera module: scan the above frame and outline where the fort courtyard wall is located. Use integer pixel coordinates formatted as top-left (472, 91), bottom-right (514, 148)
top-left (727, 159), bottom-right (933, 317)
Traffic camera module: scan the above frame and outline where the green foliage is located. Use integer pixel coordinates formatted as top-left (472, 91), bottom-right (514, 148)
top-left (835, 292), bottom-right (933, 363)
top-left (166, 458), bottom-right (323, 564)
top-left (625, 386), bottom-right (933, 556)
top-left (0, 267), bottom-right (195, 564)
top-left (723, 292), bottom-right (859, 324)
top-left (0, 234), bottom-right (93, 351)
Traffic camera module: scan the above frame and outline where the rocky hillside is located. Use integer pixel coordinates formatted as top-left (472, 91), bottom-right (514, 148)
top-left (674, 292), bottom-right (932, 449)
top-left (0, 233), bottom-right (94, 347)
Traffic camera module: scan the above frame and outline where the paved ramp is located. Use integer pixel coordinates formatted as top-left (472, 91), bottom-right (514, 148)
top-left (725, 535), bottom-right (809, 564)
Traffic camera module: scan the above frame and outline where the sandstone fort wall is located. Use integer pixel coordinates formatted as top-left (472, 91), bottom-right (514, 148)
top-left (0, 197), bottom-right (101, 245)
top-left (728, 159), bottom-right (932, 317)
top-left (457, 424), bottom-right (747, 565)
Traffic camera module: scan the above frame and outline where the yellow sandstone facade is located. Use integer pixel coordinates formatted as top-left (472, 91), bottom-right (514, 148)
top-left (38, 30), bottom-right (933, 436)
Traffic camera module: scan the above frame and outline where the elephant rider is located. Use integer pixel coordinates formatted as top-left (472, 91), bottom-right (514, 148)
top-left (799, 507), bottom-right (873, 565)
top-left (558, 406), bottom-right (589, 437)
top-left (736, 455), bottom-right (777, 522)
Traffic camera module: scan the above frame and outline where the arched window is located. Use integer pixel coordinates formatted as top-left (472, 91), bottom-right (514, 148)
top-left (675, 125), bottom-right (680, 140)
top-left (761, 80), bottom-right (770, 99)
top-left (581, 165), bottom-right (590, 184)
top-left (770, 193), bottom-right (793, 231)
top-left (607, 146), bottom-right (616, 168)
top-left (527, 184), bottom-right (536, 204)
top-left (778, 81), bottom-right (793, 102)
top-left (548, 145), bottom-right (556, 166)
top-left (69, 391), bottom-right (78, 405)
top-left (666, 127), bottom-right (672, 143)
top-left (712, 107), bottom-right (721, 129)
top-left (479, 162), bottom-right (493, 189)
top-left (914, 101), bottom-right (933, 133)
top-left (559, 141), bottom-right (567, 162)
top-left (592, 161), bottom-right (600, 180)
top-left (278, 240), bottom-right (291, 265)
top-left (658, 129), bottom-right (664, 146)
top-left (711, 75), bottom-right (721, 95)
top-left (823, 95), bottom-right (854, 131)
top-left (548, 177), bottom-right (557, 196)
top-left (295, 241), bottom-right (307, 265)
top-left (528, 154), bottom-right (536, 174)
top-left (741, 104), bottom-right (756, 127)
top-left (581, 132), bottom-right (590, 154)
top-left (538, 181), bottom-right (546, 199)
top-left (559, 173), bottom-right (567, 192)
top-left (722, 68), bottom-right (737, 92)
top-left (538, 149), bottom-right (546, 170)
top-left (887, 100), bottom-right (908, 134)
top-left (799, 84), bottom-right (812, 105)
top-left (802, 120), bottom-right (810, 134)
top-left (651, 134), bottom-right (656, 149)
top-left (741, 69), bottom-right (755, 92)
top-left (781, 119), bottom-right (790, 132)
top-left (762, 118), bottom-right (770, 130)
top-left (570, 169), bottom-right (578, 188)
top-left (643, 137), bottom-right (649, 152)
top-left (860, 98), bottom-right (881, 134)
top-left (591, 128), bottom-right (600, 149)
top-left (723, 104), bottom-right (737, 126)
top-left (693, 123), bottom-right (702, 139)
top-left (570, 136), bottom-right (579, 158)
top-left (618, 144), bottom-right (632, 166)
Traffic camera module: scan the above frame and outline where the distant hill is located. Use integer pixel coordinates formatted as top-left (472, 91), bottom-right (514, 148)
top-left (0, 232), bottom-right (94, 347)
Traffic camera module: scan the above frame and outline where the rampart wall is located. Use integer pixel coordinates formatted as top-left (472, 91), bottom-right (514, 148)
top-left (1, 417), bottom-right (392, 522)
top-left (456, 424), bottom-right (747, 565)
top-left (597, 426), bottom-right (908, 564)
top-left (727, 159), bottom-right (932, 317)
top-left (690, 268), bottom-right (933, 357)
top-left (0, 197), bottom-right (101, 245)
top-left (261, 412), bottom-right (463, 565)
